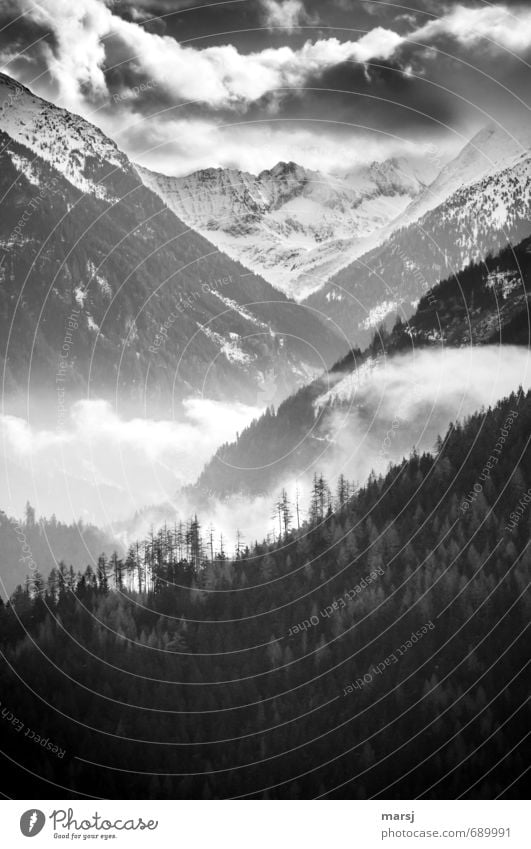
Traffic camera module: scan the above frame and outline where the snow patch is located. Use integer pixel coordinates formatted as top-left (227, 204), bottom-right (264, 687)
top-left (87, 260), bottom-right (112, 298)
top-left (8, 151), bottom-right (40, 186)
top-left (74, 287), bottom-right (87, 308)
top-left (197, 323), bottom-right (255, 365)
top-left (486, 270), bottom-right (520, 299)
top-left (210, 290), bottom-right (269, 329)
top-left (359, 300), bottom-right (399, 330)
top-left (317, 357), bottom-right (379, 406)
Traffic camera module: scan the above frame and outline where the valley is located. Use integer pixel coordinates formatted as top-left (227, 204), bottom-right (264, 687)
top-left (0, 0), bottom-right (530, 805)
top-left (0, 74), bottom-right (345, 420)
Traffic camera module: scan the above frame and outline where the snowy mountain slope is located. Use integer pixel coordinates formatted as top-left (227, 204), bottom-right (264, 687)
top-left (0, 73), bottom-right (134, 201)
top-left (0, 75), bottom-right (345, 412)
top-left (400, 121), bottom-right (531, 228)
top-left (136, 122), bottom-right (531, 306)
top-left (306, 149), bottom-right (531, 343)
top-left (136, 157), bottom-right (429, 301)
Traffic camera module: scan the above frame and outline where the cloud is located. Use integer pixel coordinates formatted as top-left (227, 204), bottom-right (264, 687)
top-left (126, 115), bottom-right (438, 175)
top-left (143, 345), bottom-right (531, 552)
top-left (0, 397), bottom-right (261, 524)
top-left (17, 0), bottom-right (110, 105)
top-left (5, 3), bottom-right (531, 123)
top-left (323, 345), bottom-right (531, 488)
top-left (5, 0), bottom-right (404, 114)
top-left (261, 0), bottom-right (314, 32)
top-left (110, 25), bottom-right (404, 109)
top-left (3, 1), bottom-right (531, 178)
top-left (414, 4), bottom-right (531, 54)
top-left (2, 347), bottom-right (529, 555)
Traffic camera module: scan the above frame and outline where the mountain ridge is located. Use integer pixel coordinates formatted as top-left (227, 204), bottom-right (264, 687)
top-left (306, 145), bottom-right (531, 342)
top-left (137, 121), bottom-right (531, 336)
top-left (0, 73), bottom-right (345, 413)
top-left (135, 154), bottom-right (430, 300)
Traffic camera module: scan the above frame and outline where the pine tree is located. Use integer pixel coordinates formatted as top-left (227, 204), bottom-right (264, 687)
top-left (189, 515), bottom-right (202, 567)
top-left (336, 474), bottom-right (350, 508)
top-left (273, 488), bottom-right (292, 537)
top-left (111, 551), bottom-right (124, 590)
top-left (96, 554), bottom-right (109, 592)
top-left (25, 501), bottom-right (36, 528)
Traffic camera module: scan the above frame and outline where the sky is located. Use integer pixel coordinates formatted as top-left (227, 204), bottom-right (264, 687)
top-left (1, 1), bottom-right (531, 175)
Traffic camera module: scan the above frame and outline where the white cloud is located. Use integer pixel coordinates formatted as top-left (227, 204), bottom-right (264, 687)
top-left (0, 397), bottom-right (261, 524)
top-left (324, 346), bottom-right (531, 488)
top-left (165, 345), bottom-right (531, 552)
top-left (20, 0), bottom-right (110, 105)
top-left (6, 1), bottom-right (531, 182)
top-left (108, 25), bottom-right (403, 109)
top-left (11, 0), bottom-right (404, 115)
top-left (5, 0), bottom-right (410, 174)
top-left (261, 0), bottom-right (314, 32)
top-left (7, 1), bottom-right (531, 126)
top-left (2, 348), bottom-right (529, 552)
top-left (414, 4), bottom-right (531, 54)
top-left (126, 115), bottom-right (438, 176)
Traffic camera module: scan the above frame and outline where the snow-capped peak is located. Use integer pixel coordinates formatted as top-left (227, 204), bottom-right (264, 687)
top-left (136, 155), bottom-right (427, 301)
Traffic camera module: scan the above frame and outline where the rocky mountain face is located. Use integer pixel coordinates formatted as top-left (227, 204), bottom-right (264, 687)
top-left (193, 233), bottom-right (531, 500)
top-left (0, 74), bottom-right (345, 415)
top-left (136, 157), bottom-right (429, 301)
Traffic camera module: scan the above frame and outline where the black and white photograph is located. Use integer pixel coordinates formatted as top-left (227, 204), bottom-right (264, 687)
top-left (0, 0), bottom-right (529, 836)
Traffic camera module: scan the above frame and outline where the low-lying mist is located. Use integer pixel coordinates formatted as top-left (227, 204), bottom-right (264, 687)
top-left (1, 345), bottom-right (530, 559)
top-left (0, 397), bottom-right (261, 527)
top-left (122, 346), bottom-right (531, 553)
top-left (165, 345), bottom-right (531, 551)
top-left (322, 345), bottom-right (531, 486)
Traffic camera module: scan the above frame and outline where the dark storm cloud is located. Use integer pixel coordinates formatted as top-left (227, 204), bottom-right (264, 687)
top-left (0, 7), bottom-right (57, 63)
top-left (112, 0), bottom-right (409, 52)
top-left (102, 0), bottom-right (531, 129)
top-left (396, 25), bottom-right (531, 128)
top-left (113, 0), bottom-right (305, 50)
top-left (244, 55), bottom-right (457, 137)
top-left (0, 9), bottom-right (61, 100)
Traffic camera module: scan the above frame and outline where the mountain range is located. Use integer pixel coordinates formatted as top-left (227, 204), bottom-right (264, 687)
top-left (137, 156), bottom-right (432, 301)
top-left (137, 119), bottom-right (531, 352)
top-left (0, 73), bottom-right (344, 415)
top-left (2, 69), bottom-right (531, 442)
top-left (308, 129), bottom-right (531, 341)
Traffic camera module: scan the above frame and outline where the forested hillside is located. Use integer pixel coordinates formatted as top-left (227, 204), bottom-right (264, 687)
top-left (195, 234), bottom-right (531, 499)
top-left (0, 390), bottom-right (528, 798)
top-left (0, 505), bottom-right (119, 598)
